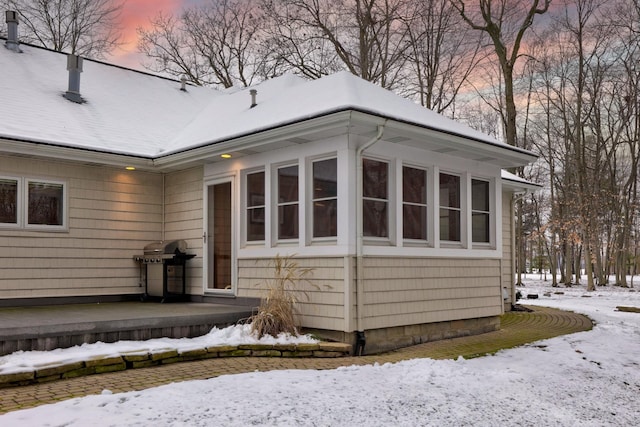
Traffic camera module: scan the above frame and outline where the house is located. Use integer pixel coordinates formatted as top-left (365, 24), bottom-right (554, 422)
top-left (0, 20), bottom-right (539, 354)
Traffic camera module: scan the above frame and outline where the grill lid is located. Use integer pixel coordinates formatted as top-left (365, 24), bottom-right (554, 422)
top-left (143, 240), bottom-right (187, 255)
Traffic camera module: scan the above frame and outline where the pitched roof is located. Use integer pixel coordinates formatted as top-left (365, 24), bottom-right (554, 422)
top-left (1, 40), bottom-right (534, 162)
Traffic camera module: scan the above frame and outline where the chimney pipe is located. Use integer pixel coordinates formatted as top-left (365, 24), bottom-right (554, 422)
top-left (250, 89), bottom-right (257, 108)
top-left (63, 54), bottom-right (84, 103)
top-left (180, 75), bottom-right (187, 91)
top-left (5, 11), bottom-right (21, 52)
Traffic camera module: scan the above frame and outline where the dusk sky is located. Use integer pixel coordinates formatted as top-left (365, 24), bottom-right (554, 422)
top-left (109, 0), bottom-right (202, 70)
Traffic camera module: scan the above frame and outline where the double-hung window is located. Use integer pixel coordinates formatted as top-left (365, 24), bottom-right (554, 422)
top-left (363, 158), bottom-right (389, 238)
top-left (312, 158), bottom-right (337, 238)
top-left (246, 171), bottom-right (265, 242)
top-left (402, 166), bottom-right (427, 240)
top-left (439, 173), bottom-right (461, 242)
top-left (277, 165), bottom-right (299, 240)
top-left (472, 179), bottom-right (491, 243)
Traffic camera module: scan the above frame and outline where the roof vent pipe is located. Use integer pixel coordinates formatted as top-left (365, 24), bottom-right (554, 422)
top-left (64, 54), bottom-right (84, 103)
top-left (250, 89), bottom-right (257, 108)
top-left (180, 75), bottom-right (187, 91)
top-left (5, 11), bottom-right (21, 52)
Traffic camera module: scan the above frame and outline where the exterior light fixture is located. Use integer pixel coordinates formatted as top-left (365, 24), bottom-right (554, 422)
top-left (221, 154), bottom-right (232, 159)
top-left (125, 166), bottom-right (136, 171)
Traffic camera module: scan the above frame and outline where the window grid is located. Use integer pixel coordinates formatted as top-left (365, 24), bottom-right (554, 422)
top-left (363, 158), bottom-right (389, 238)
top-left (277, 165), bottom-right (299, 240)
top-left (439, 172), bottom-right (461, 242)
top-left (402, 166), bottom-right (428, 241)
top-left (246, 171), bottom-right (265, 242)
top-left (471, 178), bottom-right (491, 244)
top-left (312, 158), bottom-right (337, 238)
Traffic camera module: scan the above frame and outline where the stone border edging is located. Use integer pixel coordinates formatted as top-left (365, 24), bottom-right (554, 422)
top-left (0, 342), bottom-right (351, 388)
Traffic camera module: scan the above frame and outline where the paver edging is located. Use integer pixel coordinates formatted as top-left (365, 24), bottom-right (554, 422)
top-left (0, 342), bottom-right (350, 388)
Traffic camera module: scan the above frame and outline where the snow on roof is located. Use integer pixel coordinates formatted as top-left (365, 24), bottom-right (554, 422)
top-left (501, 170), bottom-right (542, 191)
top-left (0, 42), bottom-right (218, 157)
top-left (1, 41), bottom-right (530, 160)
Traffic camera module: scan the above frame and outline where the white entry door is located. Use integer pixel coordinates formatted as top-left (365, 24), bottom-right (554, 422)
top-left (205, 179), bottom-right (234, 293)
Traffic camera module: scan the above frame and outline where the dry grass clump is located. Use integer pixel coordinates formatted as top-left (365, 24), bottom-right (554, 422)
top-left (250, 255), bottom-right (314, 339)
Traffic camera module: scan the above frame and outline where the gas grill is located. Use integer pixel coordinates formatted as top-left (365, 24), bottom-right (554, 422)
top-left (133, 240), bottom-right (195, 302)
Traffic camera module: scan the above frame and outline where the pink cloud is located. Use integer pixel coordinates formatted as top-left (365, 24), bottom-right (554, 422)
top-left (110, 0), bottom-right (185, 68)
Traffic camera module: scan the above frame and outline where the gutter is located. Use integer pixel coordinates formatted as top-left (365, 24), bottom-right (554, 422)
top-left (354, 122), bottom-right (386, 355)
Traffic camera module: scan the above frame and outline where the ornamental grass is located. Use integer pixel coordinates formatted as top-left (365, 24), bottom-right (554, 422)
top-left (250, 255), bottom-right (315, 339)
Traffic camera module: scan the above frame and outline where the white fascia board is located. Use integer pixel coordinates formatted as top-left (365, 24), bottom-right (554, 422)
top-left (0, 137), bottom-right (155, 170)
top-left (501, 170), bottom-right (543, 193)
top-left (350, 111), bottom-right (538, 168)
top-left (152, 111), bottom-right (355, 171)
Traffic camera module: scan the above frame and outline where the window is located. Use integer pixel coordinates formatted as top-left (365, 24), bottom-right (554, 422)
top-left (246, 171), bottom-right (265, 241)
top-left (363, 158), bottom-right (388, 238)
top-left (312, 158), bottom-right (337, 238)
top-left (403, 166), bottom-right (427, 240)
top-left (439, 173), bottom-right (461, 242)
top-left (277, 165), bottom-right (299, 240)
top-left (27, 180), bottom-right (64, 226)
top-left (0, 177), bottom-right (18, 225)
top-left (1, 177), bottom-right (66, 229)
top-left (472, 179), bottom-right (491, 243)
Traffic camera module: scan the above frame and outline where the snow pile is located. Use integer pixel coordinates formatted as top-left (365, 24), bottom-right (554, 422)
top-left (1, 277), bottom-right (639, 426)
top-left (0, 324), bottom-right (318, 375)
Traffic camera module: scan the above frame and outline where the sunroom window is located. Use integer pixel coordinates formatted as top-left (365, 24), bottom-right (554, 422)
top-left (363, 158), bottom-right (388, 238)
top-left (246, 171), bottom-right (265, 241)
top-left (439, 173), bottom-right (461, 242)
top-left (277, 165), bottom-right (299, 240)
top-left (312, 158), bottom-right (337, 238)
top-left (403, 166), bottom-right (427, 240)
top-left (472, 179), bottom-right (491, 243)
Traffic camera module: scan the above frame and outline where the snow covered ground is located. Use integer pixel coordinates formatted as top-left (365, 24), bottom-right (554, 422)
top-left (2, 276), bottom-right (639, 426)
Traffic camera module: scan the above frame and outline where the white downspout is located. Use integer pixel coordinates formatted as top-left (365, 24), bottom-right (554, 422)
top-left (355, 122), bottom-right (386, 355)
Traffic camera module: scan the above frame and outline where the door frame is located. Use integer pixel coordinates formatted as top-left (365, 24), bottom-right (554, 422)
top-left (203, 176), bottom-right (236, 295)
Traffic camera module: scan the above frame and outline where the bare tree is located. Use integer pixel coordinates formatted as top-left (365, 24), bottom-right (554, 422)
top-left (138, 0), bottom-right (266, 88)
top-left (402, 0), bottom-right (484, 113)
top-left (451, 0), bottom-right (551, 148)
top-left (2, 0), bottom-right (122, 57)
top-left (261, 0), bottom-right (415, 89)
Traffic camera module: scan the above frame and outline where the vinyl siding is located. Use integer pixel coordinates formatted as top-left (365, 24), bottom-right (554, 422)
top-left (237, 257), bottom-right (346, 330)
top-left (236, 255), bottom-right (502, 333)
top-left (358, 257), bottom-right (502, 330)
top-left (163, 166), bottom-right (204, 296)
top-left (0, 156), bottom-right (162, 299)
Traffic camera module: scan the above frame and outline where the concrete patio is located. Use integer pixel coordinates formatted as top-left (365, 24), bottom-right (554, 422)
top-left (0, 301), bottom-right (256, 355)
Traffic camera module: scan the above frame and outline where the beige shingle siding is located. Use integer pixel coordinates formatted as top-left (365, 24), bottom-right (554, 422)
top-left (0, 155), bottom-right (162, 299)
top-left (237, 257), bottom-right (346, 330)
top-left (237, 255), bottom-right (502, 332)
top-left (163, 167), bottom-right (204, 295)
top-left (358, 257), bottom-right (502, 331)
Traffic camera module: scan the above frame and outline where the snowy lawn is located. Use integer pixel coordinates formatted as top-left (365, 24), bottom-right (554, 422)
top-left (2, 276), bottom-right (639, 426)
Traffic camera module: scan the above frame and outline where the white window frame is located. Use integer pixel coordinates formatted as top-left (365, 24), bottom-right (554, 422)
top-left (471, 177), bottom-right (494, 248)
top-left (309, 156), bottom-right (338, 243)
top-left (24, 178), bottom-right (68, 231)
top-left (243, 168), bottom-right (266, 246)
top-left (438, 171), bottom-right (463, 246)
top-left (0, 175), bottom-right (21, 228)
top-left (274, 162), bottom-right (300, 243)
top-left (401, 164), bottom-right (430, 245)
top-left (362, 156), bottom-right (393, 244)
